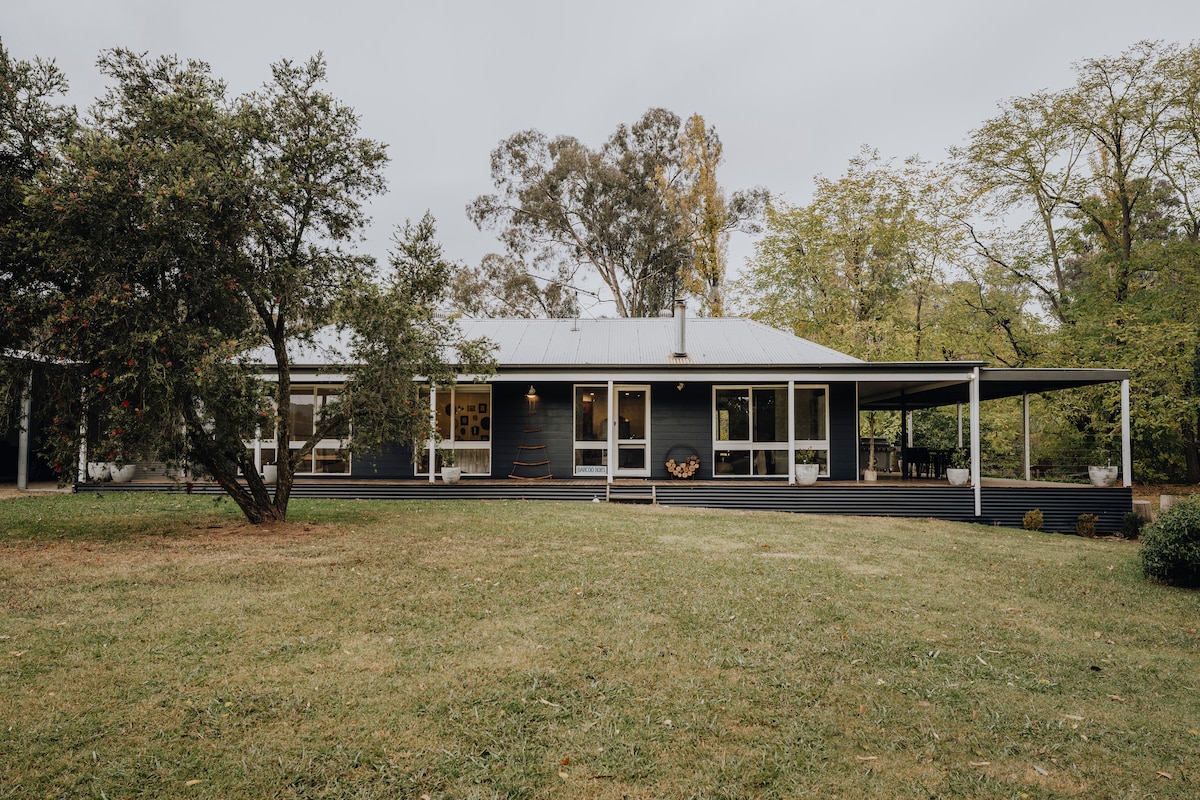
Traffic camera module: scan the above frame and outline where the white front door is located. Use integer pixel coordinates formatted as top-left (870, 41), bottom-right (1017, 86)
top-left (613, 385), bottom-right (650, 477)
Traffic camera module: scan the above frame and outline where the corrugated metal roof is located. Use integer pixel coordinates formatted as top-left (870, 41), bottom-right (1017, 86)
top-left (455, 317), bottom-right (863, 367)
top-left (249, 317), bottom-right (862, 369)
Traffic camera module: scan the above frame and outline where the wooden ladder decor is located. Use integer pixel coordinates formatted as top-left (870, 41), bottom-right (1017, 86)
top-left (509, 428), bottom-right (552, 480)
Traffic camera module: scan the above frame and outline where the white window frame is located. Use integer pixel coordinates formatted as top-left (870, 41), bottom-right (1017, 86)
top-left (712, 384), bottom-right (830, 479)
top-left (572, 384), bottom-right (610, 477)
top-left (247, 383), bottom-right (352, 477)
top-left (613, 384), bottom-right (651, 478)
top-left (417, 385), bottom-right (493, 477)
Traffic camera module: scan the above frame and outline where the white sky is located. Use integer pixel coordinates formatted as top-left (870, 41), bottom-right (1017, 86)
top-left (7, 0), bottom-right (1200, 316)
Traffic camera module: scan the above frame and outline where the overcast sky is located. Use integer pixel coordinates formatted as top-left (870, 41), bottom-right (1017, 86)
top-left (7, 1), bottom-right (1200, 316)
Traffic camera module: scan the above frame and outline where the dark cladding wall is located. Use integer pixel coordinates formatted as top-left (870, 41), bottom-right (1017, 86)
top-left (828, 383), bottom-right (859, 480)
top-left (349, 380), bottom-right (861, 481)
top-left (650, 381), bottom-right (714, 479)
top-left (353, 442), bottom-right (416, 479)
top-left (491, 381), bottom-right (573, 478)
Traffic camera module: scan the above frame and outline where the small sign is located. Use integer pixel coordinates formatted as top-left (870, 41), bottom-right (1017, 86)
top-left (575, 465), bottom-right (607, 475)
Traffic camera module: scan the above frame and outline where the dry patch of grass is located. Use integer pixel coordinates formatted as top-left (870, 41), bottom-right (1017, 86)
top-left (1, 494), bottom-right (1198, 798)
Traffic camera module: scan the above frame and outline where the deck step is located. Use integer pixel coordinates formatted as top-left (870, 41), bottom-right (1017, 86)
top-left (605, 484), bottom-right (657, 504)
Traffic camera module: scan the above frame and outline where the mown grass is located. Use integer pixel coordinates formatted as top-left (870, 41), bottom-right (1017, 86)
top-left (1, 492), bottom-right (1197, 798)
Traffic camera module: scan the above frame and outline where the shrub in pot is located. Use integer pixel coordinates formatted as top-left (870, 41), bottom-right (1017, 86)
top-left (1088, 449), bottom-right (1118, 486)
top-left (440, 447), bottom-right (461, 484)
top-left (946, 448), bottom-right (970, 486)
top-left (795, 450), bottom-right (820, 485)
top-left (110, 462), bottom-right (137, 483)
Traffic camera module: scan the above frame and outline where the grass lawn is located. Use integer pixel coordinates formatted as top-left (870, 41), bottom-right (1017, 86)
top-left (1, 493), bottom-right (1197, 799)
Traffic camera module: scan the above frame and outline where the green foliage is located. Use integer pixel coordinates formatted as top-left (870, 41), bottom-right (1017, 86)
top-left (1, 47), bottom-right (486, 523)
top-left (1140, 496), bottom-right (1200, 586)
top-left (1023, 508), bottom-right (1044, 531)
top-left (339, 213), bottom-right (495, 457)
top-left (1119, 511), bottom-right (1146, 540)
top-left (450, 252), bottom-right (578, 318)
top-left (1076, 513), bottom-right (1098, 538)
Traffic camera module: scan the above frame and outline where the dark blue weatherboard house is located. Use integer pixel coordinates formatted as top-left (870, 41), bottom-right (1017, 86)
top-left (74, 304), bottom-right (1135, 533)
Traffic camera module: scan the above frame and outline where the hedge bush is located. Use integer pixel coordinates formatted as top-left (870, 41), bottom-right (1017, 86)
top-left (1140, 496), bottom-right (1200, 588)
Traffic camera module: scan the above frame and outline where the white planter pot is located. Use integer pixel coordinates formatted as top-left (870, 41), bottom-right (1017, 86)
top-left (441, 467), bottom-right (462, 485)
top-left (261, 464), bottom-right (278, 485)
top-left (795, 463), bottom-right (820, 485)
top-left (862, 469), bottom-right (878, 482)
top-left (946, 468), bottom-right (970, 486)
top-left (1088, 465), bottom-right (1119, 487)
top-left (87, 461), bottom-right (111, 481)
top-left (110, 463), bottom-right (137, 483)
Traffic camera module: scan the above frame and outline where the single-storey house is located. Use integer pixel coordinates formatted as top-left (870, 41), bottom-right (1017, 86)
top-left (22, 302), bottom-right (1128, 531)
top-left (222, 302), bottom-right (1132, 533)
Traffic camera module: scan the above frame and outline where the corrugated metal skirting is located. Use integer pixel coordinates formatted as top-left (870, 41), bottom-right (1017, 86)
top-left (85, 481), bottom-right (1132, 534)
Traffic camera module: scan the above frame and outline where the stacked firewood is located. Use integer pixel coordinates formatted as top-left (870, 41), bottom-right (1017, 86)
top-left (665, 454), bottom-right (701, 479)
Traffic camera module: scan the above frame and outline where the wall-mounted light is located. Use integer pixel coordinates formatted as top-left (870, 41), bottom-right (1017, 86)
top-left (677, 382), bottom-right (685, 391)
top-left (525, 385), bottom-right (538, 399)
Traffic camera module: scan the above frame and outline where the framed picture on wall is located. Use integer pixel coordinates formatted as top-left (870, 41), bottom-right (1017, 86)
top-left (460, 415), bottom-right (469, 426)
top-left (478, 402), bottom-right (488, 414)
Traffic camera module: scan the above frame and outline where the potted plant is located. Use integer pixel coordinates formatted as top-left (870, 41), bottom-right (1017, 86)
top-left (863, 411), bottom-right (878, 481)
top-left (87, 460), bottom-right (111, 482)
top-left (261, 463), bottom-right (278, 485)
top-left (440, 446), bottom-right (461, 484)
top-left (109, 456), bottom-right (137, 483)
top-left (795, 450), bottom-right (820, 485)
top-left (1088, 449), bottom-right (1118, 487)
top-left (946, 448), bottom-right (970, 486)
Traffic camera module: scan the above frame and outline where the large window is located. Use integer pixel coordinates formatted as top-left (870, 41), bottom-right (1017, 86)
top-left (713, 385), bottom-right (829, 478)
top-left (248, 385), bottom-right (351, 476)
top-left (418, 386), bottom-right (492, 475)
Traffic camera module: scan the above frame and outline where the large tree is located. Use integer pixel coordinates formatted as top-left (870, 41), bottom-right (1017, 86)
top-left (660, 113), bottom-right (768, 317)
top-left (735, 149), bottom-right (985, 363)
top-left (4, 49), bottom-right (491, 522)
top-left (468, 108), bottom-right (764, 317)
top-left (954, 40), bottom-right (1200, 480)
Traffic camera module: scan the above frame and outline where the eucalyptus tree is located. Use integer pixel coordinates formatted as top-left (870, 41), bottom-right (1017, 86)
top-left (450, 252), bottom-right (579, 319)
top-left (469, 108), bottom-right (763, 317)
top-left (659, 113), bottom-right (768, 317)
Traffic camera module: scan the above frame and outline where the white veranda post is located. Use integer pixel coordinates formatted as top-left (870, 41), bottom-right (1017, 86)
top-left (1121, 379), bottom-right (1132, 488)
top-left (971, 368), bottom-right (981, 517)
top-left (428, 386), bottom-right (437, 484)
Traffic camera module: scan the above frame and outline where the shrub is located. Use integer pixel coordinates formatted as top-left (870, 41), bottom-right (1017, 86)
top-left (1023, 509), bottom-right (1044, 532)
top-left (1076, 513), bottom-right (1097, 538)
top-left (1141, 497), bottom-right (1200, 587)
top-left (1118, 511), bottom-right (1146, 540)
